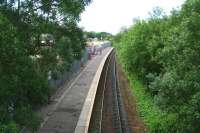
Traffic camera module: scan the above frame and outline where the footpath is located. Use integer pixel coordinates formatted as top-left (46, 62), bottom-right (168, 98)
top-left (24, 47), bottom-right (112, 133)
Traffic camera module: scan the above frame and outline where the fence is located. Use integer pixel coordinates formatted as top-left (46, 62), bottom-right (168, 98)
top-left (49, 48), bottom-right (88, 89)
top-left (48, 41), bottom-right (111, 89)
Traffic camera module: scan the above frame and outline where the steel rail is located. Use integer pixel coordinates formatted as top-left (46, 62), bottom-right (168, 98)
top-left (112, 54), bottom-right (123, 133)
top-left (99, 51), bottom-right (125, 133)
top-left (97, 51), bottom-right (128, 133)
top-left (98, 51), bottom-right (114, 133)
top-left (114, 55), bottom-right (130, 133)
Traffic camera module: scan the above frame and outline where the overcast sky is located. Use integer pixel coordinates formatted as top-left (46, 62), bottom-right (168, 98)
top-left (79, 0), bottom-right (185, 34)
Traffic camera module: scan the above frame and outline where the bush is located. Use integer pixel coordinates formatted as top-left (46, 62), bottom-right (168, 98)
top-left (128, 74), bottom-right (177, 132)
top-left (14, 106), bottom-right (41, 131)
top-left (114, 0), bottom-right (200, 132)
top-left (0, 122), bottom-right (20, 133)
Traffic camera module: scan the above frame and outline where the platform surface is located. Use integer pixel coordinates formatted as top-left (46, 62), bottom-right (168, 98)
top-left (35, 47), bottom-right (112, 133)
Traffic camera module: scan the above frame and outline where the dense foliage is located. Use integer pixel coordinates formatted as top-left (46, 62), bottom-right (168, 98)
top-left (128, 74), bottom-right (177, 133)
top-left (114, 0), bottom-right (200, 132)
top-left (0, 0), bottom-right (91, 131)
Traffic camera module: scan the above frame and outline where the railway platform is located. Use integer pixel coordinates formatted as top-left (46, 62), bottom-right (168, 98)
top-left (23, 47), bottom-right (113, 133)
top-left (38, 47), bottom-right (112, 133)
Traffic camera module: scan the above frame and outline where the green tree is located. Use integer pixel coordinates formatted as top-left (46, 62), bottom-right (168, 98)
top-left (0, 0), bottom-right (91, 131)
top-left (114, 0), bottom-right (200, 132)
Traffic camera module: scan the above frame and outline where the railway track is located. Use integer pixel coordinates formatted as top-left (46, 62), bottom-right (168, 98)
top-left (89, 51), bottom-right (129, 133)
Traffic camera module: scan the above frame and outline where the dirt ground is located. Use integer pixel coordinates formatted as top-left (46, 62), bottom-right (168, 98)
top-left (117, 63), bottom-right (146, 133)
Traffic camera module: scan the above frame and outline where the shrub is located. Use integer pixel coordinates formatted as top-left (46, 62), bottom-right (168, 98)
top-left (114, 0), bottom-right (200, 131)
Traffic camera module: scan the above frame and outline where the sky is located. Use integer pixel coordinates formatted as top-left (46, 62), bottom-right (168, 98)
top-left (79, 0), bottom-right (185, 35)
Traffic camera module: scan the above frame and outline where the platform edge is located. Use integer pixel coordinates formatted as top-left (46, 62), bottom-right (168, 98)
top-left (74, 47), bottom-right (114, 133)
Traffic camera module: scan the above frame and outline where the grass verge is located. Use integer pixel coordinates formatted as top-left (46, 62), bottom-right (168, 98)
top-left (127, 73), bottom-right (177, 133)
